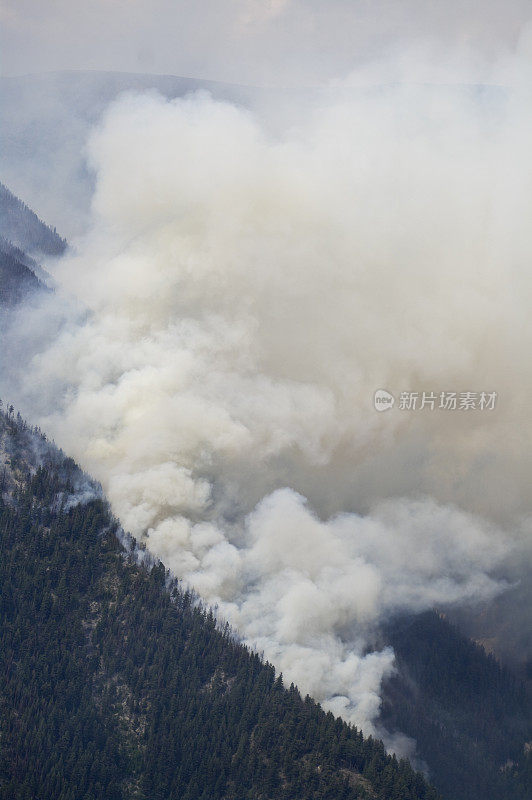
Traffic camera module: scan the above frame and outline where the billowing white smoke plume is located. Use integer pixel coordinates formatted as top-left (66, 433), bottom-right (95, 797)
top-left (5, 85), bottom-right (532, 747)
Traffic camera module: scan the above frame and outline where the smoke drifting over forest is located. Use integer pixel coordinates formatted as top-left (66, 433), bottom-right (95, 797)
top-left (3, 76), bottom-right (532, 752)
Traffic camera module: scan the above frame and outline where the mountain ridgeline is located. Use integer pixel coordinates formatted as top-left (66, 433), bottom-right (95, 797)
top-left (0, 407), bottom-right (441, 800)
top-left (0, 182), bottom-right (66, 258)
top-left (0, 182), bottom-right (64, 309)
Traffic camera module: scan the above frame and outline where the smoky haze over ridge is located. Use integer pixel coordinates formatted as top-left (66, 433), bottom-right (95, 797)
top-left (2, 0), bottom-right (532, 760)
top-left (3, 70), bottom-right (532, 754)
top-left (3, 0), bottom-right (532, 237)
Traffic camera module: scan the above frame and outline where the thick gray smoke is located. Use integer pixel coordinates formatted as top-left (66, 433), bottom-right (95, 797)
top-left (4, 84), bottom-right (532, 749)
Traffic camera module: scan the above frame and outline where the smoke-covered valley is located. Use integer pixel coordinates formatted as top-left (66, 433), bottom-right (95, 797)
top-left (2, 74), bottom-right (532, 758)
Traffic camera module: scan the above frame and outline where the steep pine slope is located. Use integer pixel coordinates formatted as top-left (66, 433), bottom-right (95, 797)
top-left (0, 182), bottom-right (66, 257)
top-left (0, 407), bottom-right (440, 800)
top-left (380, 612), bottom-right (532, 800)
top-left (0, 181), bottom-right (62, 309)
top-left (0, 237), bottom-right (48, 307)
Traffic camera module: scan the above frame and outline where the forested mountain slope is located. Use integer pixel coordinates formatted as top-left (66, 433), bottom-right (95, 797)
top-left (379, 612), bottom-right (532, 800)
top-left (0, 407), bottom-right (440, 800)
top-left (0, 238), bottom-right (47, 307)
top-left (0, 182), bottom-right (66, 257)
top-left (0, 184), bottom-right (61, 309)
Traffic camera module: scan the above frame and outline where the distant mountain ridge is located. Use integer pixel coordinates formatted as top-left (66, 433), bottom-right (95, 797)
top-left (0, 71), bottom-right (263, 236)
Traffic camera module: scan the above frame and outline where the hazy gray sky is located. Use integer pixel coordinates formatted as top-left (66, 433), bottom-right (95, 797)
top-left (1, 0), bottom-right (531, 86)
